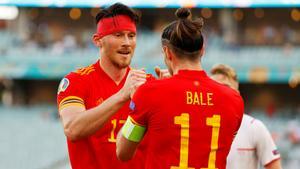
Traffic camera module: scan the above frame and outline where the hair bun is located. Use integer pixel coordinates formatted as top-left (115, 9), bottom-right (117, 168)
top-left (175, 8), bottom-right (191, 19)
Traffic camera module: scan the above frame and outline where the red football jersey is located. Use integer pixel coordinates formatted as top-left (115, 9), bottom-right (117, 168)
top-left (57, 61), bottom-right (150, 169)
top-left (130, 70), bottom-right (244, 169)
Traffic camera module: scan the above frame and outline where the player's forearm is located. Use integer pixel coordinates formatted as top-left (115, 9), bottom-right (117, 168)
top-left (64, 90), bottom-right (128, 141)
top-left (116, 131), bottom-right (138, 161)
top-left (265, 158), bottom-right (282, 169)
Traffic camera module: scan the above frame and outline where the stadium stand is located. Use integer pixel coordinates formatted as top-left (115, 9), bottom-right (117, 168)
top-left (0, 106), bottom-right (69, 169)
top-left (0, 5), bottom-right (299, 169)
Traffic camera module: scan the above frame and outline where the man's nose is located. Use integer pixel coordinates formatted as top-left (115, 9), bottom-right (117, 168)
top-left (122, 35), bottom-right (130, 46)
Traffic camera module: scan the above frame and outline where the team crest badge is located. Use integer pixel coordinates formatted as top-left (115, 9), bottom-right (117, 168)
top-left (57, 78), bottom-right (70, 94)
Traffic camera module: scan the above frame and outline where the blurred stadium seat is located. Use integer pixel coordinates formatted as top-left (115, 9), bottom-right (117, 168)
top-left (0, 106), bottom-right (69, 169)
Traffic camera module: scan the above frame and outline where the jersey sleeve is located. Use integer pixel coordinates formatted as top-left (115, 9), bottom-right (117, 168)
top-left (121, 84), bottom-right (152, 142)
top-left (253, 119), bottom-right (280, 166)
top-left (57, 73), bottom-right (87, 112)
top-left (128, 84), bottom-right (152, 127)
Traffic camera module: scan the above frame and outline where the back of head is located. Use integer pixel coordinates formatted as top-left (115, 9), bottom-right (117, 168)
top-left (95, 3), bottom-right (140, 25)
top-left (161, 8), bottom-right (204, 60)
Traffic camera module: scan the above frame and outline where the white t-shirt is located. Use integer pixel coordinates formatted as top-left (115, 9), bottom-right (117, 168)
top-left (226, 115), bottom-right (280, 169)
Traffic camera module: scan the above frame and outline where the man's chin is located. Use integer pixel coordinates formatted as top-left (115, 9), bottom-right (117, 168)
top-left (114, 61), bottom-right (131, 69)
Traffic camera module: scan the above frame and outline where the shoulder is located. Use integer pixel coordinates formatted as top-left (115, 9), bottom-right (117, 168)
top-left (133, 78), bottom-right (173, 100)
top-left (139, 77), bottom-right (174, 91)
top-left (216, 82), bottom-right (241, 99)
top-left (73, 63), bottom-right (97, 77)
top-left (58, 63), bottom-right (96, 94)
top-left (207, 77), bottom-right (244, 107)
top-left (239, 115), bottom-right (256, 130)
top-left (243, 115), bottom-right (268, 133)
top-left (243, 114), bottom-right (256, 125)
top-left (64, 63), bottom-right (97, 81)
top-left (205, 76), bottom-right (240, 97)
top-left (250, 117), bottom-right (268, 131)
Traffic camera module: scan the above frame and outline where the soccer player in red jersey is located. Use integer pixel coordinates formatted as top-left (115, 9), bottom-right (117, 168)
top-left (57, 3), bottom-right (150, 169)
top-left (116, 8), bottom-right (244, 169)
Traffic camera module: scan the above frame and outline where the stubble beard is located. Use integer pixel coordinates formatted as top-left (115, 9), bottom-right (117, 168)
top-left (111, 55), bottom-right (132, 69)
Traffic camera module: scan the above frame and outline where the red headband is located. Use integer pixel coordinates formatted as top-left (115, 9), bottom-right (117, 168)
top-left (97, 15), bottom-right (136, 38)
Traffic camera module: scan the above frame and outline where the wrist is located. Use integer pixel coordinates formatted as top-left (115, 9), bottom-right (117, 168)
top-left (117, 89), bottom-right (130, 103)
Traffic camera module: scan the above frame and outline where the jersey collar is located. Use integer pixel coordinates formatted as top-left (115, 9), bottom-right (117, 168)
top-left (176, 69), bottom-right (208, 79)
top-left (95, 60), bottom-right (130, 87)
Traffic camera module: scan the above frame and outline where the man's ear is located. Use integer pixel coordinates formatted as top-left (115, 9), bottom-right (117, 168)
top-left (165, 47), bottom-right (173, 61)
top-left (92, 34), bottom-right (102, 47)
top-left (200, 44), bottom-right (205, 57)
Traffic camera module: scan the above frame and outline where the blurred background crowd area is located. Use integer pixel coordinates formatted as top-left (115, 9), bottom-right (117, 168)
top-left (0, 1), bottom-right (300, 169)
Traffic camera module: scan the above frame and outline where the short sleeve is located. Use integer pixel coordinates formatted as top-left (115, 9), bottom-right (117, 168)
top-left (129, 84), bottom-right (152, 127)
top-left (57, 73), bottom-right (87, 112)
top-left (254, 120), bottom-right (280, 166)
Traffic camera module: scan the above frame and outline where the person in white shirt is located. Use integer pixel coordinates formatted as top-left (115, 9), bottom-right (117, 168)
top-left (210, 64), bottom-right (282, 169)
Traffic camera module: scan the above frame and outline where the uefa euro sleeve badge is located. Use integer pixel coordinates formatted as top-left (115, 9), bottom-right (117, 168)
top-left (57, 78), bottom-right (70, 94)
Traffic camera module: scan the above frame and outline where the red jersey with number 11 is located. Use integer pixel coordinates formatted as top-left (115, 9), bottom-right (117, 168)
top-left (130, 70), bottom-right (244, 169)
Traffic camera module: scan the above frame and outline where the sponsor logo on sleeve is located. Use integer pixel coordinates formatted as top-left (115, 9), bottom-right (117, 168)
top-left (272, 149), bottom-right (279, 156)
top-left (57, 78), bottom-right (70, 94)
top-left (129, 101), bottom-right (136, 111)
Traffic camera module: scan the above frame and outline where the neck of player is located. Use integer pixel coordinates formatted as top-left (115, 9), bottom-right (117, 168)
top-left (100, 56), bottom-right (128, 85)
top-left (172, 60), bottom-right (203, 75)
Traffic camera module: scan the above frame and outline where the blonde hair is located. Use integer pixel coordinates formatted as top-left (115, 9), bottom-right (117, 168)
top-left (210, 64), bottom-right (238, 82)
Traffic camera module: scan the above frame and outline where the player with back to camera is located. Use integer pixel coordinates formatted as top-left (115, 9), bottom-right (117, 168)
top-left (116, 8), bottom-right (244, 169)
